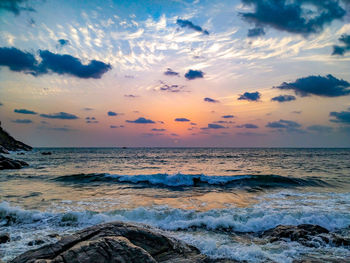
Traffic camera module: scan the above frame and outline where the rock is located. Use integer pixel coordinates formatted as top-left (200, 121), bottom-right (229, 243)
top-left (0, 155), bottom-right (29, 170)
top-left (0, 124), bottom-right (32, 152)
top-left (0, 145), bottom-right (9, 154)
top-left (260, 224), bottom-right (349, 248)
top-left (10, 221), bottom-right (234, 263)
top-left (41, 152), bottom-right (52, 155)
top-left (28, 239), bottom-right (45, 246)
top-left (0, 233), bottom-right (10, 244)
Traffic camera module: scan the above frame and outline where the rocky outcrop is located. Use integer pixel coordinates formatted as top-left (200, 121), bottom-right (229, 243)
top-left (10, 221), bottom-right (235, 263)
top-left (260, 224), bottom-right (350, 248)
top-left (0, 233), bottom-right (10, 244)
top-left (0, 125), bottom-right (32, 152)
top-left (0, 155), bottom-right (29, 170)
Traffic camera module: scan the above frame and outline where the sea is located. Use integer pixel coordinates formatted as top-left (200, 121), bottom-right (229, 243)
top-left (1, 148), bottom-right (350, 262)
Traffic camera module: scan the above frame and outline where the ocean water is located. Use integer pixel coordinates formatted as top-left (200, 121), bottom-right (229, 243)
top-left (1, 148), bottom-right (350, 262)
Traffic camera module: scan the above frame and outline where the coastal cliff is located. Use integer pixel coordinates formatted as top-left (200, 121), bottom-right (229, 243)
top-left (0, 122), bottom-right (32, 152)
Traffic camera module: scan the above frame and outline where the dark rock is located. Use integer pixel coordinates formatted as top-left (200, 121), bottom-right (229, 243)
top-left (0, 233), bottom-right (10, 244)
top-left (28, 239), bottom-right (45, 246)
top-left (0, 124), bottom-right (32, 152)
top-left (47, 233), bottom-right (59, 239)
top-left (41, 152), bottom-right (52, 155)
top-left (10, 221), bottom-right (236, 263)
top-left (261, 224), bottom-right (349, 248)
top-left (0, 155), bottom-right (29, 170)
top-left (0, 145), bottom-right (9, 154)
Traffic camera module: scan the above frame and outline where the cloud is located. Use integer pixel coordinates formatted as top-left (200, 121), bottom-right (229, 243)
top-left (110, 125), bottom-right (124, 128)
top-left (0, 0), bottom-right (35, 15)
top-left (176, 19), bottom-right (209, 35)
top-left (83, 107), bottom-right (94, 111)
top-left (151, 128), bottom-right (166, 132)
top-left (214, 120), bottom-right (234, 124)
top-left (307, 125), bottom-right (333, 133)
top-left (240, 0), bottom-right (346, 36)
top-left (190, 122), bottom-right (197, 125)
top-left (156, 82), bottom-right (185, 93)
top-left (266, 119), bottom-right (302, 132)
top-left (247, 27), bottom-right (265, 37)
top-left (38, 50), bottom-right (112, 79)
top-left (236, 123), bottom-right (259, 129)
top-left (40, 112), bottom-right (78, 119)
top-left (292, 110), bottom-right (302, 114)
top-left (107, 111), bottom-right (118, 116)
top-left (184, 69), bottom-right (204, 80)
top-left (202, 123), bottom-right (226, 129)
top-left (271, 95), bottom-right (296, 102)
top-left (204, 97), bottom-right (219, 103)
top-left (332, 34), bottom-right (350, 56)
top-left (57, 39), bottom-right (69, 47)
top-left (12, 119), bottom-right (32, 124)
top-left (222, 115), bottom-right (234, 119)
top-left (330, 110), bottom-right (350, 124)
top-left (14, 108), bottom-right (37, 115)
top-left (126, 117), bottom-right (155, 124)
top-left (238, 91), bottom-right (261, 101)
top-left (86, 117), bottom-right (98, 124)
top-left (0, 47), bottom-right (37, 74)
top-left (174, 118), bottom-right (190, 122)
top-left (124, 94), bottom-right (138, 98)
top-left (164, 68), bottom-right (179, 76)
top-left (0, 102), bottom-right (2, 106)
top-left (0, 47), bottom-right (111, 79)
top-left (274, 74), bottom-right (350, 97)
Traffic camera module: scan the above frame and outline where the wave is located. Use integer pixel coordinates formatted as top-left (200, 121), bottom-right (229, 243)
top-left (54, 172), bottom-right (328, 188)
top-left (2, 196), bottom-right (350, 262)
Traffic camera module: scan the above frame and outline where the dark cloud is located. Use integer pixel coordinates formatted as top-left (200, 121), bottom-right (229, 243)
top-left (170, 133), bottom-right (179, 136)
top-left (83, 107), bottom-right (94, 111)
top-left (0, 47), bottom-right (37, 74)
top-left (266, 119), bottom-right (302, 132)
top-left (58, 39), bottom-right (69, 47)
top-left (174, 118), bottom-right (190, 122)
top-left (108, 111), bottom-right (119, 116)
top-left (124, 75), bottom-right (135, 79)
top-left (0, 47), bottom-right (111, 79)
top-left (204, 97), bottom-right (219, 103)
top-left (38, 50), bottom-right (111, 79)
top-left (184, 69), bottom-right (204, 80)
top-left (238, 91), bottom-right (261, 101)
top-left (157, 81), bottom-right (185, 93)
top-left (206, 123), bottom-right (226, 129)
top-left (164, 68), bottom-right (179, 76)
top-left (214, 120), bottom-right (234, 124)
top-left (222, 115), bottom-right (234, 119)
top-left (332, 34), bottom-right (350, 56)
top-left (126, 117), bottom-right (155, 124)
top-left (190, 122), bottom-right (197, 125)
top-left (240, 0), bottom-right (346, 36)
top-left (12, 119), bottom-right (32, 124)
top-left (40, 112), bottom-right (79, 120)
top-left (14, 108), bottom-right (37, 115)
top-left (124, 94), bottom-right (138, 98)
top-left (271, 95), bottom-right (296, 102)
top-left (247, 27), bottom-right (265, 37)
top-left (275, 74), bottom-right (350, 97)
top-left (237, 132), bottom-right (265, 136)
top-left (0, 102), bottom-right (3, 106)
top-left (330, 110), bottom-right (350, 124)
top-left (292, 110), bottom-right (302, 114)
top-left (176, 19), bottom-right (209, 35)
top-left (236, 123), bottom-right (259, 129)
top-left (307, 125), bottom-right (333, 133)
top-left (0, 0), bottom-right (35, 15)
top-left (86, 117), bottom-right (98, 124)
top-left (152, 128), bottom-right (166, 132)
top-left (110, 125), bottom-right (124, 128)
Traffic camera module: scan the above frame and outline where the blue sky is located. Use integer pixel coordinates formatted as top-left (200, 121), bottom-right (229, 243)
top-left (0, 0), bottom-right (350, 147)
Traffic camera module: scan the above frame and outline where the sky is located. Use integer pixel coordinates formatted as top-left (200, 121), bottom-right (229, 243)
top-left (0, 0), bottom-right (350, 147)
